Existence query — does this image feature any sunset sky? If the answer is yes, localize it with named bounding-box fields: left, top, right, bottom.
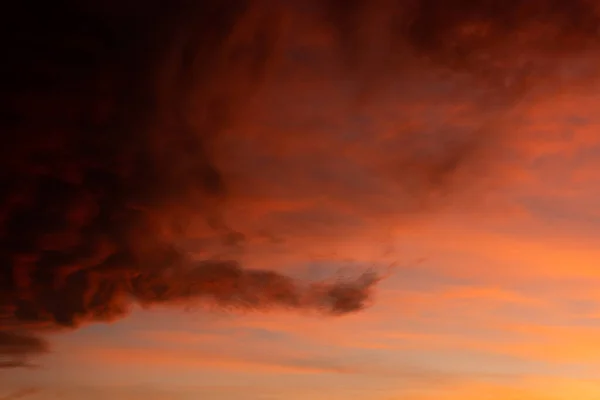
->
left=4, top=1, right=600, bottom=399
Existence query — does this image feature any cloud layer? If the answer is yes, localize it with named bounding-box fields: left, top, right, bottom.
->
left=2, top=0, right=600, bottom=368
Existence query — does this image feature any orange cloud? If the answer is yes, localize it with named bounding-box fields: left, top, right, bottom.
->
left=79, top=346, right=359, bottom=375
left=8, top=10, right=600, bottom=400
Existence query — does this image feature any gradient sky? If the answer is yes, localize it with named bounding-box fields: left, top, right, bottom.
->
left=5, top=1, right=600, bottom=399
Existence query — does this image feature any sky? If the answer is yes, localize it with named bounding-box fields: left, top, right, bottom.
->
left=4, top=0, right=600, bottom=399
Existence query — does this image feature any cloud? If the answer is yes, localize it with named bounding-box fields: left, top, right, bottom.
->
left=75, top=345, right=361, bottom=375
left=3, top=0, right=600, bottom=368
left=325, top=0, right=600, bottom=93
left=0, top=0, right=380, bottom=366
left=0, top=332, right=48, bottom=369
left=0, top=389, right=39, bottom=400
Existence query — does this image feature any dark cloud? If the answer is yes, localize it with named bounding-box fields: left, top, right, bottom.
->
left=0, top=0, right=377, bottom=367
left=325, top=0, right=600, bottom=95
left=0, top=332, right=48, bottom=369
left=2, top=0, right=600, bottom=368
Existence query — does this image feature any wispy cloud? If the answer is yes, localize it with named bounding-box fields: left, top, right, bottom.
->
left=0, top=389, right=39, bottom=400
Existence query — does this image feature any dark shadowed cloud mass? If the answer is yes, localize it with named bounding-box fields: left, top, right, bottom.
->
left=1, top=0, right=600, bottom=368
